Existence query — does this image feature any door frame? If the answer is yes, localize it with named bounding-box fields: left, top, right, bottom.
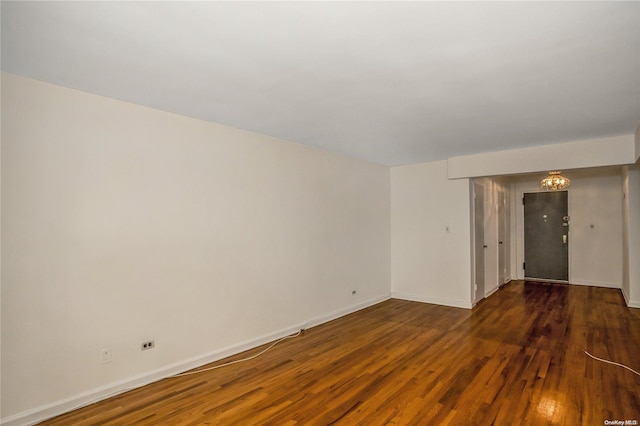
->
left=472, top=181, right=486, bottom=304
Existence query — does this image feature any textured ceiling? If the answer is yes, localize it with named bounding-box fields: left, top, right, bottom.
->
left=2, top=1, right=639, bottom=165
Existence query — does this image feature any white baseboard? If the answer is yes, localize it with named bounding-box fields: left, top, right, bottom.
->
left=621, top=286, right=630, bottom=305
left=569, top=279, right=621, bottom=289
left=1, top=294, right=390, bottom=426
left=391, top=292, right=472, bottom=309
left=621, top=286, right=640, bottom=308
left=524, top=277, right=569, bottom=284
left=302, top=294, right=391, bottom=330
left=485, top=285, right=500, bottom=297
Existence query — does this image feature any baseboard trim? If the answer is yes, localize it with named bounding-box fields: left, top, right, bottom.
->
left=302, top=294, right=391, bottom=330
left=621, top=286, right=630, bottom=305
left=568, top=279, right=621, bottom=289
left=391, top=292, right=472, bottom=309
left=621, top=287, right=640, bottom=308
left=485, top=285, right=500, bottom=297
left=1, top=294, right=391, bottom=426
left=524, top=277, right=569, bottom=284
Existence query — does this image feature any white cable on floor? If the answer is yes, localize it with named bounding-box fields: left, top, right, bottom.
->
left=584, top=351, right=640, bottom=376
left=37, top=330, right=304, bottom=422
left=173, top=329, right=303, bottom=377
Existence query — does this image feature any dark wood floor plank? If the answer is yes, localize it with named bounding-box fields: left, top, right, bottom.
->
left=39, top=281, right=640, bottom=425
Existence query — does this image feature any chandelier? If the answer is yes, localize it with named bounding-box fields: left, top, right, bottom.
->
left=540, top=171, right=570, bottom=191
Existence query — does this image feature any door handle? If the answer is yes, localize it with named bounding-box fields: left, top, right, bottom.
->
left=563, top=235, right=567, bottom=244
left=483, top=245, right=488, bottom=248
left=499, top=241, right=503, bottom=245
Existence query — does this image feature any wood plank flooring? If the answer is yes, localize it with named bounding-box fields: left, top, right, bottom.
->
left=42, top=281, right=640, bottom=425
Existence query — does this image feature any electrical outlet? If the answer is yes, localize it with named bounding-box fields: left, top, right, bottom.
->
left=101, top=348, right=112, bottom=364
left=141, top=340, right=155, bottom=351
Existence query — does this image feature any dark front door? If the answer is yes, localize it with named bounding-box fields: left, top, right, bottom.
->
left=524, top=191, right=569, bottom=281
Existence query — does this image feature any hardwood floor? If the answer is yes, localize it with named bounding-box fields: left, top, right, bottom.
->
left=42, top=281, right=640, bottom=425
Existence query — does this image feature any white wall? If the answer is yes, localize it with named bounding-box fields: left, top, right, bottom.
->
left=448, top=134, right=636, bottom=179
left=513, top=168, right=623, bottom=288
left=622, top=164, right=640, bottom=307
left=635, top=124, right=640, bottom=161
left=390, top=161, right=472, bottom=309
left=0, top=70, right=4, bottom=422
left=2, top=71, right=636, bottom=425
left=1, top=73, right=391, bottom=423
left=622, top=167, right=631, bottom=301
left=630, top=130, right=640, bottom=303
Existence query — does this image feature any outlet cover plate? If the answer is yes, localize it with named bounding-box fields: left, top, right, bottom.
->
left=101, top=348, right=112, bottom=364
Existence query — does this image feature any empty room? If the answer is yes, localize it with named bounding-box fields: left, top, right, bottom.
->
left=2, top=1, right=640, bottom=425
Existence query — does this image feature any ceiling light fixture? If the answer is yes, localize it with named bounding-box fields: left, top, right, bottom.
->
left=541, top=171, right=570, bottom=191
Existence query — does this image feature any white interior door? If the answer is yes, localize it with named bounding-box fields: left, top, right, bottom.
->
left=474, top=182, right=485, bottom=303
left=498, top=190, right=507, bottom=285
